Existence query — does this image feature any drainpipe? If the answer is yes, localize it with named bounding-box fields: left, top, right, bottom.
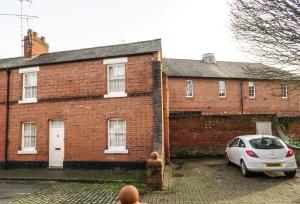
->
left=240, top=80, right=244, bottom=115
left=4, top=70, right=11, bottom=169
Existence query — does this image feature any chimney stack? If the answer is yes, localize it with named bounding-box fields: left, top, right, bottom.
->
left=202, top=53, right=216, bottom=64
left=24, top=29, right=49, bottom=58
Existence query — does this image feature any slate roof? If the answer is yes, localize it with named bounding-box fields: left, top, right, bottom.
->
left=0, top=39, right=161, bottom=69
left=163, top=58, right=294, bottom=80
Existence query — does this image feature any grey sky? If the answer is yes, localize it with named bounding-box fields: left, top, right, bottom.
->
left=0, top=0, right=251, bottom=62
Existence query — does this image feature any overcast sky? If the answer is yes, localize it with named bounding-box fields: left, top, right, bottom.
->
left=0, top=0, right=252, bottom=62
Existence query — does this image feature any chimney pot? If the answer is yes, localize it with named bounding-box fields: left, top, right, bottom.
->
left=202, top=53, right=216, bottom=64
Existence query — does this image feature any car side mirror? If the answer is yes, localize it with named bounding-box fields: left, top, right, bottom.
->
left=226, top=144, right=230, bottom=148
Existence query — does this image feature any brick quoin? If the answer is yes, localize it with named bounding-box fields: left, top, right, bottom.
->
left=0, top=71, right=7, bottom=166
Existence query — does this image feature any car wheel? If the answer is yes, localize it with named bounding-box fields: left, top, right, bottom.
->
left=241, top=160, right=250, bottom=177
left=284, top=171, right=296, bottom=178
left=225, top=154, right=231, bottom=166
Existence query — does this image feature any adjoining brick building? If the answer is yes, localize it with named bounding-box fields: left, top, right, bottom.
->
left=0, top=30, right=165, bottom=169
left=163, top=54, right=300, bottom=158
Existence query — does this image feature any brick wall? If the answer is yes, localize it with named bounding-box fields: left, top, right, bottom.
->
left=0, top=54, right=162, bottom=166
left=169, top=77, right=300, bottom=116
left=279, top=117, right=300, bottom=140
left=170, top=114, right=277, bottom=157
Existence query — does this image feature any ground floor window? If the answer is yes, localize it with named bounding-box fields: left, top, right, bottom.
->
left=108, top=119, right=126, bottom=150
left=22, top=122, right=36, bottom=151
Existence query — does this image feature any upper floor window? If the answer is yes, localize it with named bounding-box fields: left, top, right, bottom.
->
left=248, top=82, right=256, bottom=98
left=104, top=118, right=128, bottom=154
left=281, top=84, right=288, bottom=98
left=108, top=64, right=125, bottom=93
left=19, top=67, right=39, bottom=104
left=103, top=57, right=128, bottom=98
left=23, top=72, right=37, bottom=99
left=185, top=80, right=193, bottom=97
left=219, top=81, right=226, bottom=97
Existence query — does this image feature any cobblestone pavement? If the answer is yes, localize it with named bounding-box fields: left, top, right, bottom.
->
left=1, top=159, right=299, bottom=204
left=142, top=158, right=300, bottom=204
left=0, top=181, right=145, bottom=204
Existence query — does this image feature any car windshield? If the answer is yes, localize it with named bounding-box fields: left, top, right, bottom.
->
left=249, top=137, right=285, bottom=149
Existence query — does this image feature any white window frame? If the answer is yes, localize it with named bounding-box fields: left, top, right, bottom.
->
left=218, top=80, right=226, bottom=98
left=185, top=80, right=193, bottom=97
left=104, top=63, right=127, bottom=98
left=19, top=67, right=39, bottom=104
left=18, top=122, right=37, bottom=154
left=104, top=119, right=128, bottom=154
left=248, top=81, right=256, bottom=98
left=281, top=84, right=288, bottom=99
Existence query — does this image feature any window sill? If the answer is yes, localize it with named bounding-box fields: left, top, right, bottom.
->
left=17, top=150, right=37, bottom=155
left=185, top=96, right=193, bottom=99
left=18, top=98, right=38, bottom=104
left=104, top=149, right=128, bottom=154
left=219, top=97, right=227, bottom=100
left=104, top=92, right=127, bottom=98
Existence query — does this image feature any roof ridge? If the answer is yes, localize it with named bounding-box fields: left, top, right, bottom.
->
left=163, top=57, right=263, bottom=65
left=0, top=38, right=162, bottom=61
left=0, top=56, right=23, bottom=61
left=37, top=38, right=162, bottom=57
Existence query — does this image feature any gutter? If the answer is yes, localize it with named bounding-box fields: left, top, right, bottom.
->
left=4, top=70, right=11, bottom=169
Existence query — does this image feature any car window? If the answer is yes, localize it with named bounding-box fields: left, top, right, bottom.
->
left=230, top=138, right=240, bottom=147
left=238, top=139, right=246, bottom=148
left=249, top=137, right=285, bottom=149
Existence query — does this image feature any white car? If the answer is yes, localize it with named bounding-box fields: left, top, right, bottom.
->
left=225, top=135, right=298, bottom=177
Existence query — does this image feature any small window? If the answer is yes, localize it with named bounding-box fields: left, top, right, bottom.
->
left=281, top=84, right=288, bottom=98
left=185, top=80, right=193, bottom=97
left=108, top=64, right=125, bottom=93
left=238, top=139, right=246, bottom=148
left=21, top=122, right=36, bottom=151
left=219, top=81, right=226, bottom=97
left=248, top=82, right=255, bottom=98
left=108, top=119, right=126, bottom=150
left=23, top=72, right=37, bottom=100
left=230, top=138, right=240, bottom=147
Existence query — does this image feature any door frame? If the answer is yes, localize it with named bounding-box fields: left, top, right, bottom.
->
left=48, top=119, right=65, bottom=168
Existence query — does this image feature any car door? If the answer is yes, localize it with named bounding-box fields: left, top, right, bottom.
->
left=237, top=139, right=246, bottom=165
left=227, top=138, right=240, bottom=165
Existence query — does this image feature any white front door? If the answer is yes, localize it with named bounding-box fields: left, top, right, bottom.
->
left=256, top=121, right=272, bottom=135
left=49, top=120, right=64, bottom=168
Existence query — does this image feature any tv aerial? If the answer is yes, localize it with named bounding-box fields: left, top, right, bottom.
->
left=0, top=0, right=39, bottom=55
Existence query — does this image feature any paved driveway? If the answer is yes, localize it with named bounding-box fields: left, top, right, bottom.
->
left=142, top=158, right=300, bottom=204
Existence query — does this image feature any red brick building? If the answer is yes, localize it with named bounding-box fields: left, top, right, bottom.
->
left=163, top=55, right=300, bottom=158
left=0, top=30, right=164, bottom=168
left=1, top=31, right=299, bottom=168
